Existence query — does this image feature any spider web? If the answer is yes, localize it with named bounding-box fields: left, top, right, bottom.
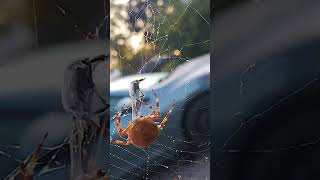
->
left=110, top=0, right=210, bottom=179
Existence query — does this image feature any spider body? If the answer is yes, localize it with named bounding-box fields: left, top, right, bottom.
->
left=128, top=116, right=160, bottom=148
left=112, top=90, right=175, bottom=148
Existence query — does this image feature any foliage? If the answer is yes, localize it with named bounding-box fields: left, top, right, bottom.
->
left=110, top=0, right=210, bottom=75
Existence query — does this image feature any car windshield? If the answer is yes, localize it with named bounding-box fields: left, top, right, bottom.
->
left=154, top=54, right=210, bottom=87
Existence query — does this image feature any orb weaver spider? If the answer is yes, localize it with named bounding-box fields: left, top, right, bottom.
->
left=111, top=90, right=175, bottom=148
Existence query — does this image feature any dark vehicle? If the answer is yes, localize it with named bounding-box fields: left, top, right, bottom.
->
left=213, top=0, right=320, bottom=179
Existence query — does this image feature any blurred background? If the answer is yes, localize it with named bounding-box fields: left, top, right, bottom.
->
left=213, top=0, right=320, bottom=179
left=0, top=0, right=108, bottom=178
left=0, top=0, right=108, bottom=61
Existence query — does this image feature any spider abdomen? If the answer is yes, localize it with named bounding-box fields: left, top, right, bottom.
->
left=129, top=119, right=159, bottom=148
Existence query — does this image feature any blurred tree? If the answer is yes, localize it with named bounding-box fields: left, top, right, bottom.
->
left=111, top=0, right=210, bottom=75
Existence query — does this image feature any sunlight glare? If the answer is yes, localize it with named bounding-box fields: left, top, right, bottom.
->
left=130, top=34, right=143, bottom=51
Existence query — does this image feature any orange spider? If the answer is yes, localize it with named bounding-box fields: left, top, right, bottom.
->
left=111, top=90, right=175, bottom=148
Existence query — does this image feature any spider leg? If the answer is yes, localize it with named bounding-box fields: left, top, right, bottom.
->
left=158, top=99, right=176, bottom=129
left=152, top=89, right=160, bottom=113
left=111, top=138, right=131, bottom=146
left=144, top=101, right=156, bottom=114
left=116, top=111, right=132, bottom=137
